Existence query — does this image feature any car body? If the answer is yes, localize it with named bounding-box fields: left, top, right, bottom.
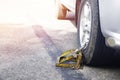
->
left=99, top=0, right=120, bottom=48
left=56, top=0, right=120, bottom=65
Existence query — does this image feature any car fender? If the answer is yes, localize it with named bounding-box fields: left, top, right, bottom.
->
left=98, top=0, right=120, bottom=39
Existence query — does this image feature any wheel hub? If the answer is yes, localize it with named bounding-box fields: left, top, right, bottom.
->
left=79, top=1, right=91, bottom=48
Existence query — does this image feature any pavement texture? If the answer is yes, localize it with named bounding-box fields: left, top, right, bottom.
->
left=0, top=0, right=120, bottom=80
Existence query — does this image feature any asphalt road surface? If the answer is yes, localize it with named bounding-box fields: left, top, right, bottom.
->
left=0, top=0, right=120, bottom=80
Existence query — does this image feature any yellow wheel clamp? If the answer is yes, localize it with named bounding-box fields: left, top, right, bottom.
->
left=56, top=49, right=84, bottom=69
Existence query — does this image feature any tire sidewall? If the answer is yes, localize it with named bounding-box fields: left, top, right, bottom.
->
left=75, top=0, right=81, bottom=26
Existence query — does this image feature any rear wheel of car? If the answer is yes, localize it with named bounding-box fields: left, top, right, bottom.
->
left=55, top=0, right=67, bottom=19
left=77, top=0, right=115, bottom=65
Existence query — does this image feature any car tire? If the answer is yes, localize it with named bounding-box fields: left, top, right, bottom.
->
left=75, top=0, right=81, bottom=26
left=77, top=0, right=115, bottom=65
left=55, top=0, right=67, bottom=19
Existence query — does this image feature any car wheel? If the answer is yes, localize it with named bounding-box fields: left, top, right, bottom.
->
left=77, top=0, right=115, bottom=65
left=55, top=0, right=67, bottom=19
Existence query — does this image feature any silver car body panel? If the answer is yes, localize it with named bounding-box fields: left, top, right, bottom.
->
left=98, top=0, right=120, bottom=48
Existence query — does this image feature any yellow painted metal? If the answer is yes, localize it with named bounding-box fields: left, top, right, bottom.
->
left=56, top=49, right=83, bottom=69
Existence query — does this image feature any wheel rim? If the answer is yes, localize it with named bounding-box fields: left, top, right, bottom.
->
left=79, top=1, right=91, bottom=49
